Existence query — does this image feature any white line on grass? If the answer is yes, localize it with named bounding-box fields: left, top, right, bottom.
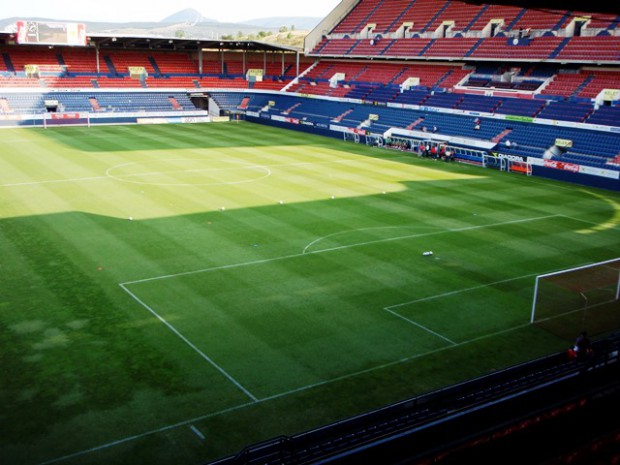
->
left=386, top=272, right=541, bottom=310
left=1, top=175, right=108, bottom=187
left=123, top=214, right=560, bottom=286
left=119, top=283, right=258, bottom=403
left=2, top=154, right=409, bottom=189
left=105, top=158, right=272, bottom=186
left=189, top=425, right=206, bottom=441
left=385, top=308, right=457, bottom=345
left=74, top=214, right=557, bottom=465
left=303, top=215, right=560, bottom=255
left=38, top=321, right=532, bottom=465
left=302, top=226, right=441, bottom=255
left=38, top=401, right=256, bottom=465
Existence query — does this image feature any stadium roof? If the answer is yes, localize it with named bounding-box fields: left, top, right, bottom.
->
left=91, top=34, right=300, bottom=53
left=0, top=31, right=300, bottom=53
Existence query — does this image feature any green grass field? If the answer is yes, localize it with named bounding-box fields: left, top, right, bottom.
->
left=1, top=122, right=619, bottom=465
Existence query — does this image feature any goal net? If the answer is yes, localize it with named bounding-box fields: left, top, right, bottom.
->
left=530, top=258, right=620, bottom=340
left=43, top=112, right=91, bottom=128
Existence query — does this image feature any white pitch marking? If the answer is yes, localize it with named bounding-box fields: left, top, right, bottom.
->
left=38, top=401, right=256, bottom=465
left=105, top=158, right=272, bottom=187
left=302, top=215, right=560, bottom=256
left=385, top=308, right=456, bottom=345
left=38, top=321, right=533, bottom=465
left=119, top=284, right=258, bottom=403
left=190, top=425, right=206, bottom=441
left=2, top=154, right=408, bottom=189
left=302, top=226, right=440, bottom=255
left=1, top=175, right=108, bottom=187
left=387, top=272, right=541, bottom=310
left=123, top=215, right=560, bottom=286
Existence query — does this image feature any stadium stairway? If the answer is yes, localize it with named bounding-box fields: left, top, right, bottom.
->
left=549, top=37, right=570, bottom=59
left=148, top=56, right=163, bottom=77
left=352, top=0, right=387, bottom=33
left=419, top=39, right=436, bottom=57
left=283, top=102, right=302, bottom=115
left=2, top=53, right=15, bottom=73
left=334, top=108, right=354, bottom=123
left=492, top=128, right=513, bottom=143
left=385, top=0, right=416, bottom=33
left=103, top=56, right=118, bottom=76
left=552, top=11, right=572, bottom=31
left=505, top=8, right=527, bottom=32
left=463, top=4, right=489, bottom=32
left=406, top=117, right=425, bottom=130
left=464, top=38, right=485, bottom=57
left=421, top=0, right=451, bottom=33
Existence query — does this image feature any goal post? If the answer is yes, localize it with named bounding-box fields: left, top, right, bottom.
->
left=530, top=258, right=620, bottom=339
left=43, top=112, right=91, bottom=129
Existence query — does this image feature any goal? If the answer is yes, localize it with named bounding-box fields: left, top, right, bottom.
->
left=530, top=258, right=620, bottom=339
left=43, top=112, right=91, bottom=128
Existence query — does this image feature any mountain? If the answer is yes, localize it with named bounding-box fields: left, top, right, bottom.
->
left=242, top=16, right=323, bottom=30
left=0, top=10, right=319, bottom=47
left=160, top=8, right=215, bottom=24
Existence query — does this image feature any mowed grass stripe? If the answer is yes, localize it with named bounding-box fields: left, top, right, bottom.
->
left=125, top=214, right=583, bottom=398
left=1, top=123, right=619, bottom=465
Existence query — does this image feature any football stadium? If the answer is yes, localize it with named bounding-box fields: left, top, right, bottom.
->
left=1, top=1, right=619, bottom=464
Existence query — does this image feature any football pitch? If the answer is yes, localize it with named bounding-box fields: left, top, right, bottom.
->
left=1, top=122, right=619, bottom=465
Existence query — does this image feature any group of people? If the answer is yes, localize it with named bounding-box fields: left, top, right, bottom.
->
left=417, top=143, right=455, bottom=161
left=568, top=331, right=593, bottom=361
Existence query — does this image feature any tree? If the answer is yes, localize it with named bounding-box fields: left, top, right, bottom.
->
left=175, top=30, right=185, bottom=38
left=279, top=26, right=288, bottom=33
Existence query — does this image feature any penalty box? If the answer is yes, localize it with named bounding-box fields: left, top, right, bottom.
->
left=122, top=251, right=454, bottom=400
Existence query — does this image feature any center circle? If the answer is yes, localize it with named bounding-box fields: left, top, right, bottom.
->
left=105, top=158, right=271, bottom=186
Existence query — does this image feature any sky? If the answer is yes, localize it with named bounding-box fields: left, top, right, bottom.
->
left=1, top=0, right=342, bottom=23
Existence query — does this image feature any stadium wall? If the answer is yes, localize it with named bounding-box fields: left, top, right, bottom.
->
left=531, top=165, right=620, bottom=191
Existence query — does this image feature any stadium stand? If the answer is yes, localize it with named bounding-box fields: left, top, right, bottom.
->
left=0, top=3, right=619, bottom=464
left=208, top=333, right=620, bottom=465
left=0, top=0, right=618, bottom=187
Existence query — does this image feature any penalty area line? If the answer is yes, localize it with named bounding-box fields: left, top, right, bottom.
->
left=190, top=425, right=206, bottom=441
left=119, top=283, right=258, bottom=403
left=38, top=400, right=256, bottom=465
left=38, top=321, right=532, bottom=465
left=385, top=308, right=456, bottom=345
left=123, top=214, right=561, bottom=286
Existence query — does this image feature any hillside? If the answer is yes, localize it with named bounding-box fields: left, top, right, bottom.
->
left=0, top=8, right=320, bottom=45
